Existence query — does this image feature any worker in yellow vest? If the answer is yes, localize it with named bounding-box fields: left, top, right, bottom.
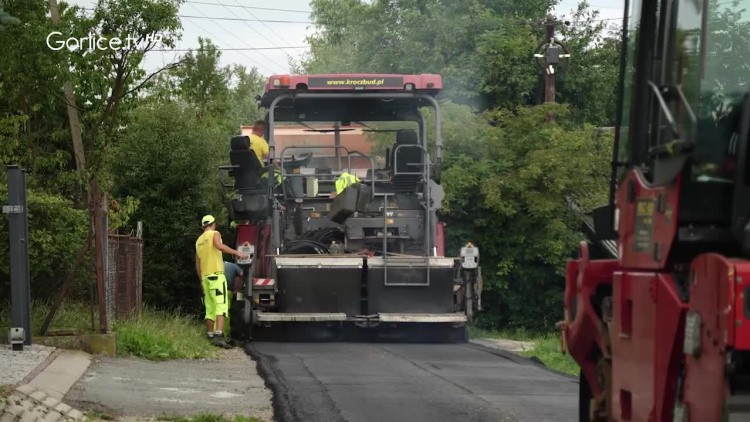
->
left=261, top=161, right=283, bottom=188
left=335, top=172, right=360, bottom=194
left=195, top=215, right=249, bottom=348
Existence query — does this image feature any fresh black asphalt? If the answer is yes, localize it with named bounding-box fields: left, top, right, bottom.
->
left=247, top=342, right=578, bottom=422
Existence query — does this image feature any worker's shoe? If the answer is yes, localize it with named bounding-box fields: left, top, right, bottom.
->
left=211, top=333, right=231, bottom=349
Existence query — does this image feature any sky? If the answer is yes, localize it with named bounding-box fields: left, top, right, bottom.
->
left=554, top=0, right=625, bottom=29
left=66, top=0, right=625, bottom=76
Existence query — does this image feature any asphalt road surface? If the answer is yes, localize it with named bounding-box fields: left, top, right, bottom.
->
left=248, top=342, right=578, bottom=422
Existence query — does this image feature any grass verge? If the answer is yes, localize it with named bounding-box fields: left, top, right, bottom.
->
left=114, top=308, right=220, bottom=361
left=156, top=413, right=260, bottom=422
left=470, top=326, right=579, bottom=376
left=0, top=301, right=98, bottom=336
left=0, top=301, right=220, bottom=361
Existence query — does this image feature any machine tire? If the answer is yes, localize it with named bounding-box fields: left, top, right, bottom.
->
left=579, top=371, right=594, bottom=422
left=465, top=279, right=474, bottom=324
left=229, top=298, right=253, bottom=342
left=241, top=299, right=254, bottom=341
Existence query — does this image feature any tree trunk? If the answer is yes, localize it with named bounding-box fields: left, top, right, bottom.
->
left=49, top=0, right=86, bottom=188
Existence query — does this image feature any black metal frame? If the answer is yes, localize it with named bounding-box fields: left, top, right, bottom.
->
left=262, top=91, right=443, bottom=284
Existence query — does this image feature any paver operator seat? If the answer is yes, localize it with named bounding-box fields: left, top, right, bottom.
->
left=225, top=135, right=268, bottom=222
left=229, top=135, right=264, bottom=191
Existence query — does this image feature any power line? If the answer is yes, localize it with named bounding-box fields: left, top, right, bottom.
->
left=181, top=16, right=276, bottom=74
left=79, top=8, right=310, bottom=23
left=186, top=3, right=288, bottom=71
left=183, top=1, right=311, bottom=14
left=556, top=1, right=623, bottom=10
left=227, top=0, right=298, bottom=64
left=566, top=16, right=623, bottom=26
left=149, top=46, right=308, bottom=52
left=205, top=0, right=294, bottom=70
left=74, top=5, right=292, bottom=73
left=230, top=0, right=295, bottom=48
left=177, top=14, right=311, bottom=23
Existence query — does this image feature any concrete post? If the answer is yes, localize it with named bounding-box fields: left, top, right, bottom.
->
left=4, top=165, right=32, bottom=348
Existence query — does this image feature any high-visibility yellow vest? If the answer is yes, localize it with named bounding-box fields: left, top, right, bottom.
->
left=335, top=172, right=360, bottom=194
left=261, top=168, right=283, bottom=187
left=195, top=230, right=223, bottom=277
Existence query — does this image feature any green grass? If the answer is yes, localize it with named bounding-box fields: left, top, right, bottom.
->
left=85, top=411, right=114, bottom=421
left=0, top=301, right=220, bottom=361
left=470, top=326, right=580, bottom=376
left=156, top=413, right=260, bottom=422
left=114, top=308, right=221, bottom=361
left=0, top=301, right=99, bottom=336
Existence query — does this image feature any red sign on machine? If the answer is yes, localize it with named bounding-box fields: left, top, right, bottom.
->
left=253, top=278, right=275, bottom=287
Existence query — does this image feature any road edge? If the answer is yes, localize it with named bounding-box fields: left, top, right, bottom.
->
left=243, top=342, right=298, bottom=422
left=19, top=348, right=63, bottom=386
left=465, top=341, right=579, bottom=381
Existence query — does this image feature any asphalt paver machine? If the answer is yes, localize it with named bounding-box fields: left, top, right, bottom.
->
left=560, top=0, right=750, bottom=420
left=220, top=74, right=481, bottom=341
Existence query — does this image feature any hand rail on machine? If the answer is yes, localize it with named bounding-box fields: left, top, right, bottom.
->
left=384, top=144, right=433, bottom=287
left=278, top=145, right=377, bottom=202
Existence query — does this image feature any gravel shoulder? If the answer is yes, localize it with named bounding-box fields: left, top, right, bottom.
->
left=0, top=344, right=56, bottom=387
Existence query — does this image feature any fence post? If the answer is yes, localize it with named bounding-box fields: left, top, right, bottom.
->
left=92, top=180, right=109, bottom=333
left=4, top=166, right=32, bottom=349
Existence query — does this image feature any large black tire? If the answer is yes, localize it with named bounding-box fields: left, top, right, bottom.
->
left=465, top=280, right=474, bottom=324
left=579, top=371, right=593, bottom=422
left=229, top=298, right=253, bottom=342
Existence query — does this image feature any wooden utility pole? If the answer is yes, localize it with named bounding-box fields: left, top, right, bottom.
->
left=544, top=13, right=556, bottom=104
left=91, top=180, right=109, bottom=333
left=49, top=0, right=86, bottom=185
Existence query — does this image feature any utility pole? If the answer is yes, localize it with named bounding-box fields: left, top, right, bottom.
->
left=4, top=166, right=32, bottom=350
left=49, top=0, right=86, bottom=188
left=544, top=13, right=556, bottom=104
left=533, top=14, right=571, bottom=120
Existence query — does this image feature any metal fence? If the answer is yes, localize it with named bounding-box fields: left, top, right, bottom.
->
left=106, top=234, right=143, bottom=325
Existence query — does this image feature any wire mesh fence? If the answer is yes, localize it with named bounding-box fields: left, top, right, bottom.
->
left=105, top=234, right=143, bottom=326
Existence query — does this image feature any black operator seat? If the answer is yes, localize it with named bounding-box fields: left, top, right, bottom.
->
left=391, top=129, right=423, bottom=193
left=229, top=135, right=263, bottom=191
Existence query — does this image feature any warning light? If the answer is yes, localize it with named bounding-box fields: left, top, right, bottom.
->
left=273, top=75, right=291, bottom=88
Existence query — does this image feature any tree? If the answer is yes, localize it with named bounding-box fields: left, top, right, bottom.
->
left=0, top=0, right=77, bottom=195
left=227, top=65, right=266, bottom=130
left=0, top=0, right=185, bottom=197
left=109, top=101, right=228, bottom=310
left=555, top=2, right=621, bottom=126
left=306, top=0, right=620, bottom=116
left=175, top=37, right=232, bottom=116
left=306, top=0, right=554, bottom=106
left=0, top=186, right=89, bottom=301
left=0, top=0, right=19, bottom=28
left=65, top=0, right=184, bottom=175
left=441, top=103, right=611, bottom=329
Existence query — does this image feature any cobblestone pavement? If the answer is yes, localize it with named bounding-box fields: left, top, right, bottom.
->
left=0, top=345, right=55, bottom=387
left=1, top=385, right=86, bottom=422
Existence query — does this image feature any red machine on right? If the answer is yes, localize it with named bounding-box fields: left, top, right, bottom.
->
left=560, top=0, right=750, bottom=420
